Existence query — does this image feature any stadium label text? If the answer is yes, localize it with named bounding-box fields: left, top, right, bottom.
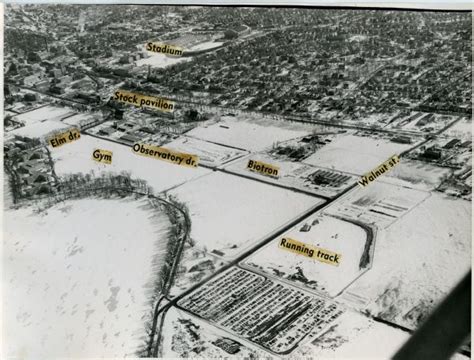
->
left=146, top=42, right=184, bottom=57
left=114, top=90, right=175, bottom=113
left=247, top=159, right=279, bottom=178
left=92, top=149, right=113, bottom=164
left=132, top=143, right=198, bottom=168
left=48, top=128, right=81, bottom=148
left=279, top=237, right=341, bottom=266
left=358, top=155, right=400, bottom=187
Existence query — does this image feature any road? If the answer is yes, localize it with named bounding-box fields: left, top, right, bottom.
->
left=10, top=60, right=466, bottom=357
left=143, top=116, right=450, bottom=356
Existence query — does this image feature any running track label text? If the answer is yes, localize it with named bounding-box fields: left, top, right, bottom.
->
left=279, top=237, right=341, bottom=266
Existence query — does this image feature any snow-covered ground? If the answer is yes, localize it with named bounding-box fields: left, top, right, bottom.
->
left=336, top=192, right=471, bottom=330
left=324, top=181, right=430, bottom=230
left=442, top=117, right=472, bottom=140
left=3, top=197, right=171, bottom=358
left=50, top=134, right=211, bottom=193
left=385, top=159, right=452, bottom=191
left=161, top=306, right=272, bottom=359
left=13, top=105, right=76, bottom=125
left=188, top=41, right=223, bottom=51
left=135, top=55, right=191, bottom=68
left=303, top=134, right=412, bottom=175
left=168, top=171, right=323, bottom=260
left=225, top=153, right=356, bottom=198
left=300, top=310, right=410, bottom=359
left=243, top=214, right=368, bottom=297
left=62, top=113, right=97, bottom=127
left=10, top=119, right=71, bottom=140
left=187, top=115, right=317, bottom=152
left=164, top=136, right=248, bottom=167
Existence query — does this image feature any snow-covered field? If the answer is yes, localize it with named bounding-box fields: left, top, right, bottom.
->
left=168, top=171, right=323, bottom=260
left=187, top=115, right=317, bottom=152
left=62, top=113, right=97, bottom=127
left=10, top=119, right=71, bottom=140
left=300, top=310, right=410, bottom=359
left=303, top=134, right=412, bottom=175
left=3, top=197, right=171, bottom=358
left=164, top=136, right=248, bottom=167
left=50, top=134, right=211, bottom=193
left=325, top=181, right=430, bottom=229
left=243, top=214, right=368, bottom=297
left=225, top=153, right=356, bottom=197
left=442, top=117, right=472, bottom=140
left=161, top=306, right=271, bottom=359
left=386, top=159, right=452, bottom=191
left=135, top=55, right=191, bottom=68
left=13, top=105, right=76, bottom=125
left=338, top=192, right=471, bottom=330
left=188, top=41, right=223, bottom=51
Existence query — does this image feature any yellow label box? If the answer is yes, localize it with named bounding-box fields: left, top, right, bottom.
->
left=279, top=237, right=341, bottom=266
left=132, top=143, right=198, bottom=168
left=48, top=128, right=81, bottom=148
left=113, top=90, right=175, bottom=113
left=247, top=159, right=280, bottom=178
left=358, top=154, right=400, bottom=187
left=92, top=149, right=113, bottom=164
left=145, top=42, right=184, bottom=57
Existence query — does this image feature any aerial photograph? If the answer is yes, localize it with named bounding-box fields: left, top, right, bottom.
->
left=2, top=3, right=472, bottom=359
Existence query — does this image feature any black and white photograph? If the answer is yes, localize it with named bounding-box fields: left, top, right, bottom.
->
left=2, top=2, right=472, bottom=359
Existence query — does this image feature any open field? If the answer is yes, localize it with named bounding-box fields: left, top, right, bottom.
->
left=136, top=55, right=191, bottom=68
left=161, top=306, right=271, bottom=359
left=3, top=197, right=171, bottom=358
left=186, top=115, right=320, bottom=152
left=225, top=153, right=356, bottom=198
left=442, top=117, right=472, bottom=140
left=303, top=134, right=413, bottom=175
left=10, top=119, right=72, bottom=140
left=386, top=159, right=453, bottom=191
left=338, top=192, right=471, bottom=330
left=168, top=171, right=323, bottom=260
left=324, top=181, right=430, bottom=229
left=243, top=214, right=369, bottom=297
left=62, top=113, right=98, bottom=127
left=12, top=105, right=76, bottom=125
left=300, top=310, right=409, bottom=358
left=188, top=41, right=224, bottom=51
left=164, top=136, right=248, bottom=167
left=50, top=134, right=211, bottom=193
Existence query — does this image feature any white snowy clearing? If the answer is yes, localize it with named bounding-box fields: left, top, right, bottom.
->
left=13, top=105, right=76, bottom=125
left=10, top=119, right=71, bottom=140
left=3, top=197, right=171, bottom=358
left=186, top=115, right=317, bottom=152
left=135, top=54, right=191, bottom=68
left=303, top=134, right=412, bottom=175
left=244, top=214, right=368, bottom=297
left=169, top=171, right=323, bottom=260
left=164, top=136, right=248, bottom=167
left=50, top=134, right=211, bottom=193
left=188, top=41, right=223, bottom=51
left=339, top=192, right=471, bottom=330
